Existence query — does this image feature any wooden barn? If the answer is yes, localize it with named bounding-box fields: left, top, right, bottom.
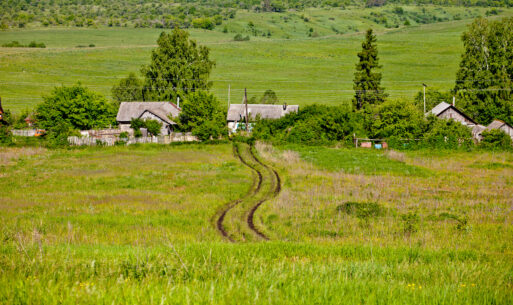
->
left=227, top=103, right=299, bottom=132
left=116, top=102, right=181, bottom=135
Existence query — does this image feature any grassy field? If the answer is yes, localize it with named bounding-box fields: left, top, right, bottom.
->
left=1, top=143, right=512, bottom=304
left=1, top=6, right=513, bottom=113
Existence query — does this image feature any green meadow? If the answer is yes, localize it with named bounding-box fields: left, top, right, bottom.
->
left=1, top=143, right=512, bottom=304
left=2, top=6, right=513, bottom=113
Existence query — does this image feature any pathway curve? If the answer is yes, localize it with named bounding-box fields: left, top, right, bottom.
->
left=215, top=143, right=281, bottom=242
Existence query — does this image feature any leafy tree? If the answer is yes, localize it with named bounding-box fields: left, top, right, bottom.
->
left=480, top=129, right=512, bottom=150
left=145, top=119, right=162, bottom=136
left=141, top=29, right=215, bottom=102
left=370, top=99, right=424, bottom=139
left=260, top=89, right=279, bottom=104
left=353, top=29, right=387, bottom=111
left=178, top=91, right=226, bottom=141
left=454, top=17, right=513, bottom=126
left=413, top=88, right=452, bottom=113
left=111, top=72, right=143, bottom=103
left=35, top=84, right=117, bottom=131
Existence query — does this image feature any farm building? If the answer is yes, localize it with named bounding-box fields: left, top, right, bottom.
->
left=227, top=103, right=299, bottom=132
left=116, top=102, right=181, bottom=135
left=427, top=101, right=486, bottom=139
left=481, top=119, right=513, bottom=141
left=427, top=102, right=477, bottom=126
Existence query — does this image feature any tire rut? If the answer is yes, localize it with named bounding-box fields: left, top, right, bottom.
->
left=215, top=143, right=281, bottom=242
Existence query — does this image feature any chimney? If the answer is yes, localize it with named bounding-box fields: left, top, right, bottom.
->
left=283, top=103, right=287, bottom=110
left=176, top=96, right=180, bottom=109
left=452, top=96, right=455, bottom=107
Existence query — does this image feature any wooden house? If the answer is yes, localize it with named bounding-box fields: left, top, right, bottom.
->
left=116, top=102, right=181, bottom=135
left=227, top=103, right=299, bottom=132
left=427, top=102, right=477, bottom=126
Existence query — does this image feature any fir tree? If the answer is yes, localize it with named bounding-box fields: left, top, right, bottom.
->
left=353, top=29, right=387, bottom=111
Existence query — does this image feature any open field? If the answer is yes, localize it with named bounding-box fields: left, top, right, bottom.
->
left=1, top=143, right=512, bottom=304
left=1, top=6, right=513, bottom=113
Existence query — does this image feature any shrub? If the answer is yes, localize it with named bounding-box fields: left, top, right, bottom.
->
left=234, top=34, right=250, bottom=41
left=422, top=116, right=473, bottom=149
left=145, top=119, right=162, bottom=136
left=401, top=212, right=420, bottom=236
left=178, top=91, right=227, bottom=141
left=192, top=18, right=215, bottom=30
left=480, top=129, right=513, bottom=150
left=336, top=201, right=385, bottom=219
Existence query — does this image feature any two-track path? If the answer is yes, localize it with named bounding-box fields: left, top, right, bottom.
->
left=215, top=143, right=281, bottom=242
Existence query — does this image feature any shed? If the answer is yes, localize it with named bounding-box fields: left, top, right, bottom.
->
left=227, top=103, right=299, bottom=132
left=483, top=119, right=513, bottom=141
left=116, top=102, right=181, bottom=135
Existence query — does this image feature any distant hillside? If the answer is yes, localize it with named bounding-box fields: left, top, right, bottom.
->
left=0, top=0, right=511, bottom=29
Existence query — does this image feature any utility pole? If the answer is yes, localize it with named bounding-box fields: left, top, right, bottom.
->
left=244, top=88, right=249, bottom=132
left=422, top=83, right=427, bottom=113
left=228, top=84, right=231, bottom=108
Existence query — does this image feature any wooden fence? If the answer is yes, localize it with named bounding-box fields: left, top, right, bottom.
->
left=11, top=129, right=37, bottom=137
left=68, top=132, right=198, bottom=146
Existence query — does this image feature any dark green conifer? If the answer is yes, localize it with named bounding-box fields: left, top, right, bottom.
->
left=353, top=29, right=387, bottom=110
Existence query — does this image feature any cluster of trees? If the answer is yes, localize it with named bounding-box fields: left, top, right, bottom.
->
left=0, top=28, right=226, bottom=145
left=112, top=28, right=226, bottom=140
left=253, top=25, right=512, bottom=150
left=0, top=0, right=235, bottom=29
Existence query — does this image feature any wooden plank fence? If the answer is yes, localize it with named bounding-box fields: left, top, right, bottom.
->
left=11, top=129, right=37, bottom=137
left=68, top=132, right=198, bottom=146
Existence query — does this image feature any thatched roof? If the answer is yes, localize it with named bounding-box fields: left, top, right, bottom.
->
left=486, top=119, right=513, bottom=131
left=116, top=102, right=180, bottom=124
left=427, top=102, right=477, bottom=125
left=227, top=104, right=299, bottom=122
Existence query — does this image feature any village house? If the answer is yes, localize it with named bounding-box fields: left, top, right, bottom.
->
left=116, top=102, right=181, bottom=136
left=227, top=103, right=299, bottom=132
left=427, top=101, right=486, bottom=139
left=427, top=101, right=477, bottom=126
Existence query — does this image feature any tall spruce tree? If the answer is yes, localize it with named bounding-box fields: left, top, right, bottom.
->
left=353, top=29, right=386, bottom=111
left=454, top=17, right=513, bottom=125
left=141, top=28, right=215, bottom=102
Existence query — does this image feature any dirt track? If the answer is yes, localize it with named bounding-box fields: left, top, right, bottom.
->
left=215, top=143, right=281, bottom=242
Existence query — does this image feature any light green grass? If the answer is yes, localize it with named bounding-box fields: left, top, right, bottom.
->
left=1, top=6, right=512, bottom=113
left=282, top=144, right=432, bottom=176
left=1, top=144, right=513, bottom=303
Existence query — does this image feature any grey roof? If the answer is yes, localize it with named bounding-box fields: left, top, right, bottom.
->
left=486, top=119, right=513, bottom=131
left=227, top=104, right=299, bottom=121
left=428, top=102, right=451, bottom=116
left=116, top=102, right=180, bottom=124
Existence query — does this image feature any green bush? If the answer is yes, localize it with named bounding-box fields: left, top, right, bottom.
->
left=337, top=201, right=385, bottom=220
left=192, top=18, right=215, bottom=30
left=145, top=119, right=162, bottom=136
left=253, top=104, right=363, bottom=145
left=179, top=91, right=227, bottom=141
left=480, top=129, right=513, bottom=150
left=36, top=84, right=117, bottom=131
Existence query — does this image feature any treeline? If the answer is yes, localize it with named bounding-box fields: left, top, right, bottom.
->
left=252, top=19, right=513, bottom=150
left=1, top=0, right=512, bottom=29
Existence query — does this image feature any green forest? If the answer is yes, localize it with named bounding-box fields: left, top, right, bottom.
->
left=1, top=0, right=511, bottom=29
